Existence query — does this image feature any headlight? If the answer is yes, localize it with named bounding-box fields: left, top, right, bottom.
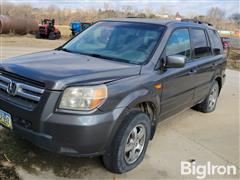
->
left=59, top=85, right=108, bottom=111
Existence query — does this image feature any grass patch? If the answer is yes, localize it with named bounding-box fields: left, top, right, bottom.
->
left=0, top=163, right=19, bottom=180
left=227, top=50, right=240, bottom=71
left=0, top=129, right=103, bottom=179
left=0, top=130, right=20, bottom=180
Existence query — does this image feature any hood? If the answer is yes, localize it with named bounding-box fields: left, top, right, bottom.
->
left=1, top=50, right=141, bottom=90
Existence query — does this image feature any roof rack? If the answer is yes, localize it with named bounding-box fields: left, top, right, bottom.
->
left=181, top=19, right=213, bottom=26
left=126, top=16, right=144, bottom=18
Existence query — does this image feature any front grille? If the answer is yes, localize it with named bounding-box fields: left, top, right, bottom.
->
left=0, top=73, right=44, bottom=107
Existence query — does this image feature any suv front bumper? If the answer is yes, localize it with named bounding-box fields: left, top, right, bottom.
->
left=0, top=90, right=122, bottom=156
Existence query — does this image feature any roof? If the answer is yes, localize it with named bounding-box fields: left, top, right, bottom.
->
left=103, top=18, right=175, bottom=25
left=102, top=18, right=215, bottom=30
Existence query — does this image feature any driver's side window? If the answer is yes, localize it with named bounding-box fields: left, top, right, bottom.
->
left=166, top=29, right=191, bottom=60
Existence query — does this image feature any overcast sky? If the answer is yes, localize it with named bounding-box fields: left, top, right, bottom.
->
left=3, top=0, right=240, bottom=16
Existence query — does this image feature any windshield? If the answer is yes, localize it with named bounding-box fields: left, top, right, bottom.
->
left=62, top=21, right=165, bottom=64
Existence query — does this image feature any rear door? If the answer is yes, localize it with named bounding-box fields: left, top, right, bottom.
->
left=190, top=28, right=223, bottom=103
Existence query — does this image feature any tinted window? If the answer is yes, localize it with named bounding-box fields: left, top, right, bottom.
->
left=208, top=30, right=223, bottom=55
left=166, top=29, right=191, bottom=60
left=191, top=29, right=211, bottom=59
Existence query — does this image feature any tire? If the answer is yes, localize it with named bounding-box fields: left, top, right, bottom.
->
left=56, top=32, right=61, bottom=39
left=35, top=32, right=41, bottom=39
left=48, top=32, right=56, bottom=40
left=194, top=80, right=220, bottom=113
left=102, top=110, right=151, bottom=173
left=71, top=31, right=75, bottom=37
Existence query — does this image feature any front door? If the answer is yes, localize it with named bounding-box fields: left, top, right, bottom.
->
left=159, top=28, right=196, bottom=119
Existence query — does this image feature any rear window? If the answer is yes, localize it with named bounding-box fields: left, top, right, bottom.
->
left=208, top=30, right=223, bottom=55
left=191, top=29, right=211, bottom=59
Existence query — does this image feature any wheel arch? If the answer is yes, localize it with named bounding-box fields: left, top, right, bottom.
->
left=111, top=98, right=159, bottom=146
left=104, top=89, right=161, bottom=151
left=214, top=76, right=222, bottom=94
left=134, top=101, right=157, bottom=140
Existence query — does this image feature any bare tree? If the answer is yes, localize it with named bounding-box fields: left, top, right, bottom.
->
left=207, top=7, right=225, bottom=20
left=230, top=13, right=240, bottom=25
left=0, top=2, right=238, bottom=31
left=1, top=2, right=15, bottom=16
left=206, top=7, right=226, bottom=29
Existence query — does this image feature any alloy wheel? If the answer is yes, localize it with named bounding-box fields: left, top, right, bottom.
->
left=124, top=124, right=146, bottom=164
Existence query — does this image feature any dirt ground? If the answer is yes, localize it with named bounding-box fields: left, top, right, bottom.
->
left=0, top=35, right=66, bottom=60
left=0, top=35, right=239, bottom=180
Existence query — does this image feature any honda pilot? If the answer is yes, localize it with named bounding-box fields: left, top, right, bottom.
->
left=0, top=18, right=226, bottom=173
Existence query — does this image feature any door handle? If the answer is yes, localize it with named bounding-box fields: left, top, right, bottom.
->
left=211, top=62, right=217, bottom=69
left=188, top=68, right=197, bottom=75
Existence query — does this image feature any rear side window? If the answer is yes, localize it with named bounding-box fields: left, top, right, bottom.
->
left=191, top=29, right=211, bottom=59
left=166, top=29, right=191, bottom=60
left=208, top=30, right=223, bottom=55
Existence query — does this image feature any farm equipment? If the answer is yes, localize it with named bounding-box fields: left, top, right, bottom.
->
left=35, top=18, right=61, bottom=40
left=69, top=22, right=91, bottom=36
left=221, top=37, right=231, bottom=57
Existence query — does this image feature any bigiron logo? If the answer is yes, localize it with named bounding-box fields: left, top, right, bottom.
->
left=181, top=161, right=237, bottom=179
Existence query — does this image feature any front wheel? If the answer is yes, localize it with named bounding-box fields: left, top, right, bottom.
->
left=35, top=32, right=41, bottom=39
left=102, top=110, right=151, bottom=173
left=48, top=32, right=56, bottom=40
left=194, top=80, right=220, bottom=113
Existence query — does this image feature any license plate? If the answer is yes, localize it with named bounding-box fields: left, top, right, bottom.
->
left=0, top=109, right=13, bottom=129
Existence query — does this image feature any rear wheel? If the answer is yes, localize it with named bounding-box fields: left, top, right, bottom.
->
left=102, top=110, right=151, bottom=173
left=56, top=31, right=61, bottom=39
left=194, top=80, right=220, bottom=113
left=71, top=31, right=75, bottom=37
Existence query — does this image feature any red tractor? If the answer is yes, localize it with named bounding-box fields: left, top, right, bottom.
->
left=35, top=18, right=61, bottom=40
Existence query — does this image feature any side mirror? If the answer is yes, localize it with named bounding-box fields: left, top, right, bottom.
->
left=166, top=55, right=186, bottom=68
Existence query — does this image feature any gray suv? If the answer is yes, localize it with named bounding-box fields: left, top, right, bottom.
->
left=0, top=18, right=226, bottom=173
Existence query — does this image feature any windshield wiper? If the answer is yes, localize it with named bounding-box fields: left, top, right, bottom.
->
left=57, top=49, right=138, bottom=64
left=84, top=53, right=133, bottom=64
left=59, top=48, right=73, bottom=53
